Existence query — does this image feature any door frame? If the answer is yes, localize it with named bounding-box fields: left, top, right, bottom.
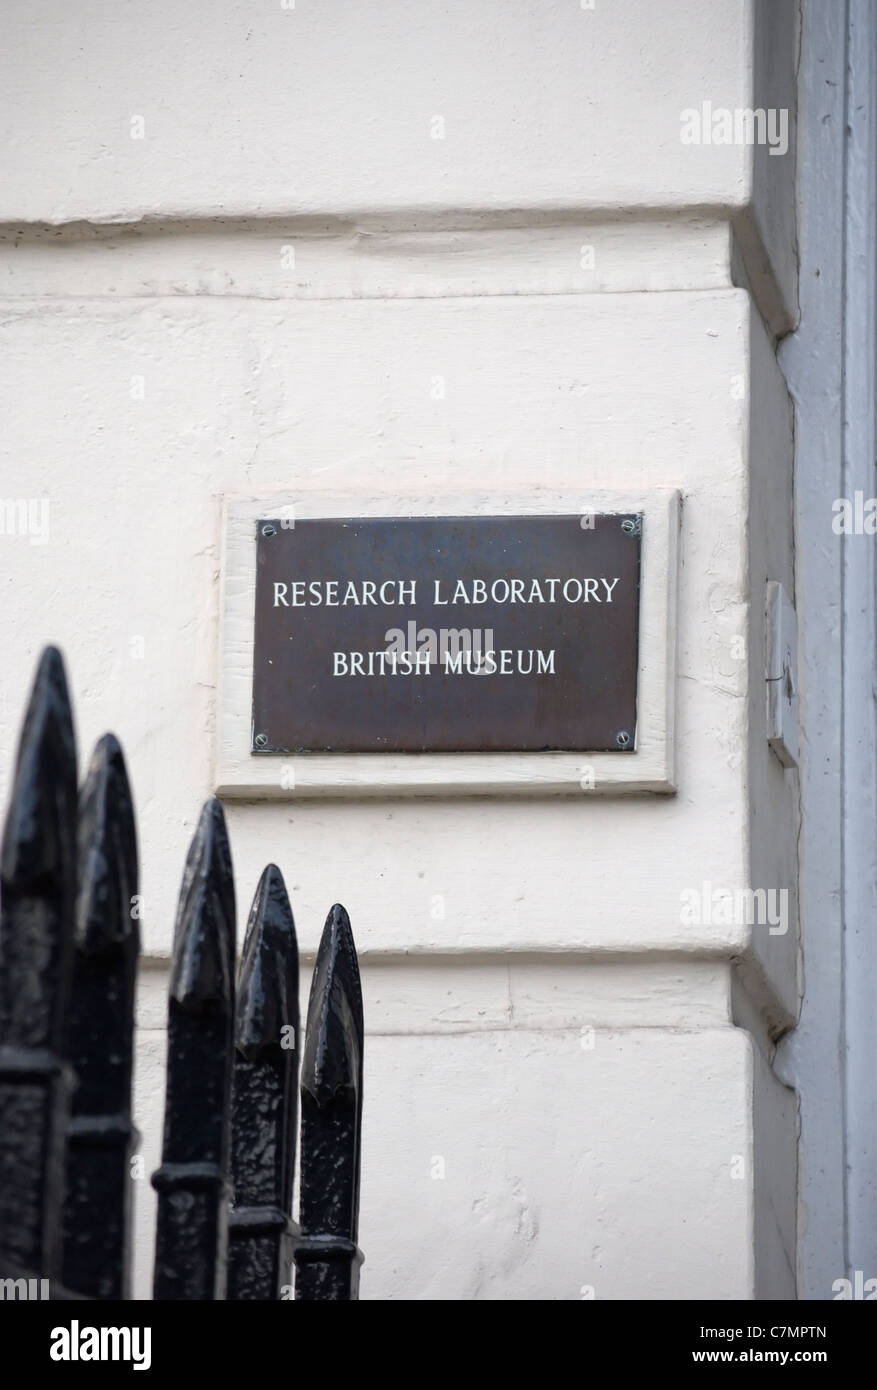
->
left=778, top=0, right=877, bottom=1300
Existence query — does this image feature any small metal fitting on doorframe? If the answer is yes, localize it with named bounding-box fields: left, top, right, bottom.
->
left=766, top=580, right=799, bottom=768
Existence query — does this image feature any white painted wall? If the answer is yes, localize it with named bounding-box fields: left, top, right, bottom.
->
left=0, top=2, right=801, bottom=1299
left=2, top=0, right=753, bottom=224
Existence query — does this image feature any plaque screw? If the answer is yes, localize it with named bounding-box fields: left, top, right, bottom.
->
left=615, top=730, right=631, bottom=749
left=254, top=732, right=269, bottom=749
left=261, top=523, right=277, bottom=539
left=621, top=517, right=641, bottom=538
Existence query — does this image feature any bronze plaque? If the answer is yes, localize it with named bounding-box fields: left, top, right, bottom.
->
left=252, top=514, right=641, bottom=754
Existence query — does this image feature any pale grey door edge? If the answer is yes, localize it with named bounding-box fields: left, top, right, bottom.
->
left=778, top=0, right=877, bottom=1300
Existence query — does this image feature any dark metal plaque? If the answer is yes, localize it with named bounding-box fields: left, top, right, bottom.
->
left=252, top=514, right=641, bottom=754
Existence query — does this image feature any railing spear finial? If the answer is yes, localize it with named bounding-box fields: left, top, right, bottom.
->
left=294, top=903, right=364, bottom=1300
left=0, top=646, right=78, bottom=1280
left=152, top=797, right=236, bottom=1300
left=228, top=864, right=300, bottom=1299
left=61, top=733, right=139, bottom=1298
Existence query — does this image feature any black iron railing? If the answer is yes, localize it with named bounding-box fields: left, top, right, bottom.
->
left=0, top=647, right=364, bottom=1300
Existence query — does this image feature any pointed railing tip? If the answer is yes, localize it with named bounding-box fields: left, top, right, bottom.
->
left=235, top=863, right=299, bottom=1060
left=301, top=903, right=363, bottom=1107
left=1, top=644, right=77, bottom=889
left=169, top=798, right=235, bottom=1014
left=76, top=733, right=139, bottom=954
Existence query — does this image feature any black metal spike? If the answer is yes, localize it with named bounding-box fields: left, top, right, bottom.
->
left=0, top=647, right=78, bottom=1281
left=294, top=903, right=364, bottom=1300
left=61, top=734, right=139, bottom=1299
left=228, top=864, right=299, bottom=1300
left=152, top=798, right=236, bottom=1300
